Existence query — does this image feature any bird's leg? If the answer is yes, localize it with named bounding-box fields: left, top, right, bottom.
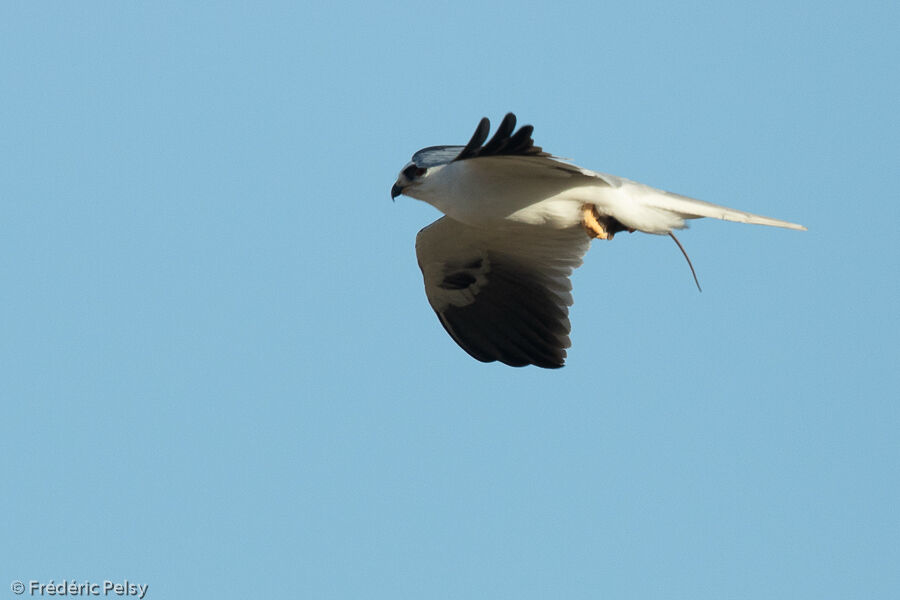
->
left=582, top=204, right=613, bottom=240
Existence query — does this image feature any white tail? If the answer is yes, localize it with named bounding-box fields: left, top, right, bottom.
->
left=642, top=188, right=807, bottom=231
left=593, top=172, right=808, bottom=232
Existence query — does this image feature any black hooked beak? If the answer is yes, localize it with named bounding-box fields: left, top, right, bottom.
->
left=390, top=183, right=404, bottom=200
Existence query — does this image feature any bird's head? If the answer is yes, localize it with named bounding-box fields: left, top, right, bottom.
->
left=390, top=162, right=429, bottom=201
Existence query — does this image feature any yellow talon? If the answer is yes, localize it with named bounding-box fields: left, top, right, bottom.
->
left=582, top=204, right=613, bottom=240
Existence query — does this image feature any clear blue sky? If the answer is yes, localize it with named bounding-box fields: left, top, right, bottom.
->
left=1, top=2, right=897, bottom=599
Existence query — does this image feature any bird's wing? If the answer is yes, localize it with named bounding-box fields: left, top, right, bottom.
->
left=415, top=216, right=590, bottom=368
left=412, top=112, right=550, bottom=168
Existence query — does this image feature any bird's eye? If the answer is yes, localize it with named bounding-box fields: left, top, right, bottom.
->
left=403, top=165, right=427, bottom=179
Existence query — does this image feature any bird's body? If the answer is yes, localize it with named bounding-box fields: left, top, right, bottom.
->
left=392, top=113, right=805, bottom=368
left=406, top=152, right=804, bottom=234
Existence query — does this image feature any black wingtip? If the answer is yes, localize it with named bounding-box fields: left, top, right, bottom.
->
left=479, top=113, right=517, bottom=156
left=456, top=117, right=490, bottom=161
left=474, top=117, right=491, bottom=142
left=451, top=112, right=547, bottom=162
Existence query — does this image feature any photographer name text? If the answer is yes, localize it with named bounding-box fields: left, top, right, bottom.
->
left=12, top=580, right=148, bottom=599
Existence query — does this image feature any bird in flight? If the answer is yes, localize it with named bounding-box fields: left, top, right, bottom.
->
left=391, top=113, right=805, bottom=368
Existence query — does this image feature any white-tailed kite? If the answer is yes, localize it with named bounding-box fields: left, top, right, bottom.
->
left=392, top=113, right=805, bottom=368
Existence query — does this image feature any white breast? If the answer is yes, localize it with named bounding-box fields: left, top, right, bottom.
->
left=415, top=158, right=588, bottom=229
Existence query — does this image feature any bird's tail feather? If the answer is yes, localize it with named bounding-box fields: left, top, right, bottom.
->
left=639, top=188, right=807, bottom=231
